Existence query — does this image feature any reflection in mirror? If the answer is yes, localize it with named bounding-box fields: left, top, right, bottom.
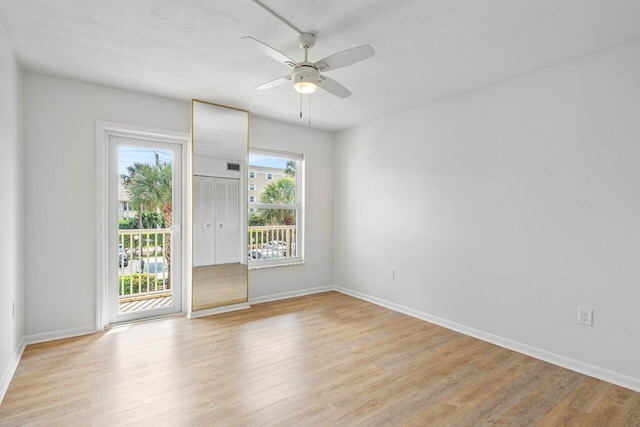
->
left=191, top=100, right=248, bottom=312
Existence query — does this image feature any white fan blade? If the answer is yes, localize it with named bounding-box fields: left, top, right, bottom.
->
left=242, top=36, right=298, bottom=67
left=314, top=45, right=375, bottom=72
left=317, top=76, right=352, bottom=98
left=255, top=75, right=291, bottom=90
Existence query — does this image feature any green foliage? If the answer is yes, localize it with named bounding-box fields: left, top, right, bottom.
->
left=118, top=274, right=167, bottom=295
left=248, top=213, right=266, bottom=226
left=257, top=177, right=296, bottom=225
left=285, top=161, right=296, bottom=177
left=119, top=218, right=137, bottom=229
left=121, top=153, right=172, bottom=228
left=139, top=211, right=164, bottom=229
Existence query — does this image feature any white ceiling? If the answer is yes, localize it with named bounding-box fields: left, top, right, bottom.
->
left=1, top=0, right=639, bottom=131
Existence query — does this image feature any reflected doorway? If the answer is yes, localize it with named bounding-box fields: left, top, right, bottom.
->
left=192, top=175, right=245, bottom=310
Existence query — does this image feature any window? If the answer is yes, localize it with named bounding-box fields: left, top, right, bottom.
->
left=249, top=171, right=255, bottom=179
left=249, top=184, right=255, bottom=191
left=248, top=149, right=303, bottom=267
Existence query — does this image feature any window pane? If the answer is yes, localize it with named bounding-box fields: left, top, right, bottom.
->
left=248, top=155, right=296, bottom=204
left=248, top=149, right=302, bottom=265
left=248, top=209, right=297, bottom=261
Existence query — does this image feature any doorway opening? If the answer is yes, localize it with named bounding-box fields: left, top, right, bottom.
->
left=96, top=122, right=188, bottom=328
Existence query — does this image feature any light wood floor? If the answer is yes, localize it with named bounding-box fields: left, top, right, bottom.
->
left=1, top=292, right=639, bottom=426
left=192, top=262, right=247, bottom=311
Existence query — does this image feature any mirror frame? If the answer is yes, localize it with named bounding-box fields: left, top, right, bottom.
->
left=190, top=99, right=250, bottom=314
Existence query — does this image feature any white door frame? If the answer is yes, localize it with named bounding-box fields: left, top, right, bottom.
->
left=96, top=121, right=191, bottom=330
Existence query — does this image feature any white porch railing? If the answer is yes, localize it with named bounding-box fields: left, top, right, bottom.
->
left=248, top=225, right=296, bottom=261
left=118, top=228, right=172, bottom=302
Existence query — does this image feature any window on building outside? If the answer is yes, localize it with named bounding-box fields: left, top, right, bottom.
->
left=249, top=171, right=255, bottom=179
left=248, top=149, right=303, bottom=267
left=249, top=184, right=255, bottom=191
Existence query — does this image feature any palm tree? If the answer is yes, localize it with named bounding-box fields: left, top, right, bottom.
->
left=122, top=153, right=173, bottom=285
left=258, top=177, right=295, bottom=225
left=284, top=160, right=296, bottom=177
left=123, top=154, right=172, bottom=227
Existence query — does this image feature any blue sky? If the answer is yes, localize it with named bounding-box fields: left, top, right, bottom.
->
left=249, top=155, right=288, bottom=169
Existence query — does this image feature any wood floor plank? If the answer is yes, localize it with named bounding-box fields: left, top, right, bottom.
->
left=1, top=291, right=638, bottom=426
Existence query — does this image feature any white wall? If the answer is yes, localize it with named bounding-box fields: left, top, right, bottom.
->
left=249, top=117, right=334, bottom=299
left=334, top=40, right=640, bottom=383
left=23, top=72, right=333, bottom=335
left=23, top=72, right=189, bottom=336
left=0, top=26, right=24, bottom=398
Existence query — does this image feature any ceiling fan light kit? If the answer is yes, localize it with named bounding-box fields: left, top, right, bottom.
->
left=293, top=65, right=319, bottom=94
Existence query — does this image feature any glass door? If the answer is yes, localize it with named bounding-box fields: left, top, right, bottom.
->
left=109, top=135, right=183, bottom=323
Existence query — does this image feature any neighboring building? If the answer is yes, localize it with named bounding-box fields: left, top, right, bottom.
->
left=248, top=166, right=286, bottom=212
left=118, top=175, right=137, bottom=220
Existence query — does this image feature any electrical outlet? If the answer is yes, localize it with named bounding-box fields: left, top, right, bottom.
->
left=579, top=307, right=593, bottom=326
left=312, top=258, right=319, bottom=268
left=388, top=268, right=396, bottom=279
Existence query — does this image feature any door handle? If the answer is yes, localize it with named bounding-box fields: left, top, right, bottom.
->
left=219, top=224, right=223, bottom=228
left=206, top=224, right=211, bottom=228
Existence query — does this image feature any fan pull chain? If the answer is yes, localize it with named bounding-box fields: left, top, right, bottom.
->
left=308, top=94, right=311, bottom=127
left=299, top=90, right=302, bottom=118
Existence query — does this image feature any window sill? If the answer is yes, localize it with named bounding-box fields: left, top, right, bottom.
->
left=249, top=259, right=305, bottom=270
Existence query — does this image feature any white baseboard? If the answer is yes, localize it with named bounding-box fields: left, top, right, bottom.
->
left=249, top=286, right=334, bottom=304
left=334, top=286, right=640, bottom=393
left=188, top=303, right=251, bottom=319
left=24, top=326, right=97, bottom=346
left=0, top=338, right=26, bottom=405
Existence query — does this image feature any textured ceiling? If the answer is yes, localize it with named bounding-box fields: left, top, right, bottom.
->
left=1, top=0, right=640, bottom=131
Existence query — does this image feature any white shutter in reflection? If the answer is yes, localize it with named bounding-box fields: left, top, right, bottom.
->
left=193, top=176, right=203, bottom=266
left=193, top=176, right=240, bottom=266
left=202, top=177, right=215, bottom=265
left=215, top=178, right=240, bottom=264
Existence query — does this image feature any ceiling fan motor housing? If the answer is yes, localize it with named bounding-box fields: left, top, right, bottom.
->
left=292, top=64, right=320, bottom=92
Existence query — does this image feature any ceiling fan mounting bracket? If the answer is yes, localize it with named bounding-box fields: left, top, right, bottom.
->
left=297, top=32, right=316, bottom=49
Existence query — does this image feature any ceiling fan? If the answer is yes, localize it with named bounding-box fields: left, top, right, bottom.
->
left=242, top=32, right=375, bottom=98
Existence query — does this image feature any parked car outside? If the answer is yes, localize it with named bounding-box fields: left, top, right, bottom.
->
left=263, top=240, right=287, bottom=251
left=138, top=259, right=168, bottom=281
left=248, top=249, right=286, bottom=260
left=118, top=244, right=129, bottom=267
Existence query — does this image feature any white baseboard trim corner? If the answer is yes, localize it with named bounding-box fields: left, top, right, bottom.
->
left=249, top=286, right=334, bottom=305
left=188, top=303, right=251, bottom=319
left=334, top=286, right=640, bottom=393
left=24, top=326, right=97, bottom=346
left=0, top=338, right=26, bottom=405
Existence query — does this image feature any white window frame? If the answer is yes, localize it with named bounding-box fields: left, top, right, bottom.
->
left=248, top=148, right=304, bottom=268
left=249, top=184, right=255, bottom=191
left=249, top=196, right=255, bottom=203
left=266, top=173, right=273, bottom=180
left=249, top=171, right=255, bottom=179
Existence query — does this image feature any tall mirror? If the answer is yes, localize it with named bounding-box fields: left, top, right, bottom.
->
left=191, top=100, right=248, bottom=312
